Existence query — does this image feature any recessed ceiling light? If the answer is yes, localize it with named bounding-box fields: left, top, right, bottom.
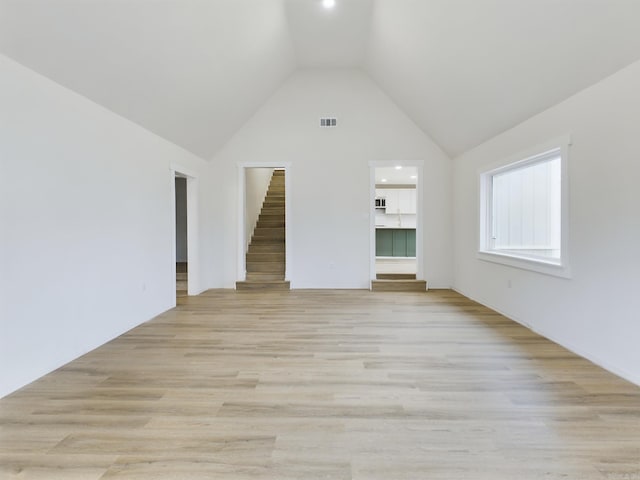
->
left=381, top=178, right=388, bottom=183
left=395, top=165, right=403, bottom=170
left=410, top=175, right=417, bottom=179
left=322, top=0, right=336, bottom=9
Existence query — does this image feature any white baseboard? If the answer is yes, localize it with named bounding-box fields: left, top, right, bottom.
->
left=452, top=286, right=640, bottom=387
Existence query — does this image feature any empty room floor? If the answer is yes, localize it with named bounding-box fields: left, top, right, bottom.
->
left=1, top=290, right=639, bottom=479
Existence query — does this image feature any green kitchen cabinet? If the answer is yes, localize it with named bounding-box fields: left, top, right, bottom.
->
left=392, top=230, right=407, bottom=257
left=376, top=229, right=394, bottom=256
left=375, top=229, right=416, bottom=257
left=406, top=229, right=416, bottom=257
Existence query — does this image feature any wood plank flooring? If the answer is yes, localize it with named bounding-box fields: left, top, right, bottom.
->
left=1, top=289, right=639, bottom=479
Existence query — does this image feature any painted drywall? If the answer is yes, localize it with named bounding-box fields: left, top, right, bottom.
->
left=175, top=177, right=188, bottom=262
left=245, top=168, right=275, bottom=252
left=211, top=69, right=452, bottom=289
left=0, top=54, right=214, bottom=398
left=453, top=59, right=640, bottom=385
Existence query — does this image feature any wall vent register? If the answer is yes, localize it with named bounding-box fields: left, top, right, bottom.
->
left=320, top=118, right=337, bottom=127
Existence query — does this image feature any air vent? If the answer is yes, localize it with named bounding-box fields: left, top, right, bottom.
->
left=320, top=118, right=337, bottom=127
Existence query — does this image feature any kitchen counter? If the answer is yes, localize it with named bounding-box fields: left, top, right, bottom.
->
left=375, top=226, right=416, bottom=229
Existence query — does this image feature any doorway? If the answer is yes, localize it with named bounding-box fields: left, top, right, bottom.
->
left=171, top=166, right=199, bottom=300
left=369, top=162, right=425, bottom=286
left=175, top=176, right=188, bottom=297
left=237, top=163, right=291, bottom=289
left=236, top=162, right=291, bottom=290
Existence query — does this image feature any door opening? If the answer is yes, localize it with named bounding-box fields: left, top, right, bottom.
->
left=369, top=162, right=426, bottom=291
left=175, top=176, right=188, bottom=298
left=171, top=165, right=199, bottom=301
left=237, top=163, right=291, bottom=290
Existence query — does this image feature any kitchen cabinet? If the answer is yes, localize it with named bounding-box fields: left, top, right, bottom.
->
left=376, top=229, right=416, bottom=257
left=376, top=229, right=394, bottom=256
left=378, top=189, right=416, bottom=214
left=392, top=229, right=407, bottom=257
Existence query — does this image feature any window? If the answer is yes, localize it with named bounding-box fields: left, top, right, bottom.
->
left=479, top=138, right=570, bottom=277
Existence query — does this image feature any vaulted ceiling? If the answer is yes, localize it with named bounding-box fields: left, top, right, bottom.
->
left=2, top=0, right=640, bottom=159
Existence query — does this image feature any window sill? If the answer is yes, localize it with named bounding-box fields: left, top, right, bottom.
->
left=477, top=250, right=571, bottom=278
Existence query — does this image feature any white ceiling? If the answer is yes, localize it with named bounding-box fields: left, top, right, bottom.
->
left=285, top=0, right=373, bottom=68
left=2, top=0, right=640, bottom=159
left=367, top=0, right=640, bottom=156
left=375, top=167, right=418, bottom=186
left=0, top=0, right=296, bottom=159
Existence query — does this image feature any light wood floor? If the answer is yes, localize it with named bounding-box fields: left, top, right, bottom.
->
left=1, top=290, right=639, bottom=479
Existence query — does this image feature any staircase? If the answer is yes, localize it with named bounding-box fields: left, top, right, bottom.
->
left=371, top=273, right=427, bottom=292
left=176, top=262, right=187, bottom=297
left=236, top=170, right=290, bottom=291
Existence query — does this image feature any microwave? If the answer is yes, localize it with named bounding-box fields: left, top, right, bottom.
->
left=375, top=197, right=386, bottom=207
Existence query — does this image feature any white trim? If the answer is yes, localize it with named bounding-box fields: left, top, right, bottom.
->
left=477, top=136, right=571, bottom=279
left=369, top=160, right=425, bottom=168
left=369, top=167, right=376, bottom=285
left=170, top=163, right=198, bottom=179
left=477, top=251, right=571, bottom=278
left=237, top=162, right=292, bottom=286
left=185, top=175, right=201, bottom=295
left=239, top=161, right=293, bottom=169
left=369, top=160, right=425, bottom=287
left=170, top=165, right=202, bottom=298
left=170, top=171, right=177, bottom=307
left=237, top=166, right=246, bottom=282
left=476, top=135, right=572, bottom=174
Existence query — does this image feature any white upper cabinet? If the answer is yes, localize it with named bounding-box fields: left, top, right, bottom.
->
left=380, top=188, right=416, bottom=214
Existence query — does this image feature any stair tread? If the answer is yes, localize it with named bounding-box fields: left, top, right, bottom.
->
left=376, top=273, right=416, bottom=280
left=371, top=279, right=427, bottom=292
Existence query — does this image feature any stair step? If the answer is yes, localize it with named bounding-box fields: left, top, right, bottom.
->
left=257, top=220, right=285, bottom=228
left=371, top=280, right=427, bottom=292
left=259, top=215, right=285, bottom=222
left=251, top=236, right=286, bottom=244
left=247, top=262, right=285, bottom=273
left=236, top=280, right=290, bottom=291
left=176, top=272, right=188, bottom=281
left=253, top=228, right=285, bottom=239
left=247, top=252, right=285, bottom=263
left=176, top=280, right=188, bottom=290
left=176, top=262, right=188, bottom=273
left=246, top=272, right=285, bottom=281
left=259, top=210, right=285, bottom=216
left=376, top=273, right=416, bottom=280
left=248, top=244, right=285, bottom=253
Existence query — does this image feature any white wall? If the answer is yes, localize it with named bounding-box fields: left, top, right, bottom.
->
left=245, top=168, right=274, bottom=252
left=0, top=55, right=215, bottom=398
left=453, top=60, right=640, bottom=385
left=175, top=177, right=188, bottom=262
left=211, top=69, right=452, bottom=288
